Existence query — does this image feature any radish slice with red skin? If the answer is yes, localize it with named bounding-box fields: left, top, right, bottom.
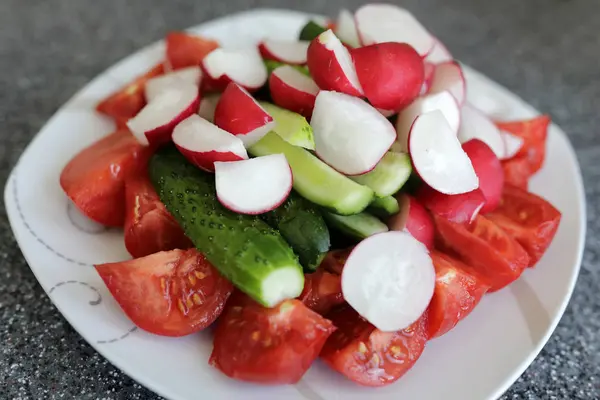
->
left=458, top=104, right=506, bottom=159
left=127, top=85, right=200, bottom=146
left=428, top=61, right=466, bottom=106
left=425, top=39, right=453, bottom=64
left=258, top=40, right=309, bottom=65
left=462, top=139, right=504, bottom=214
left=269, top=66, right=319, bottom=118
left=202, top=48, right=267, bottom=92
left=144, top=66, right=202, bottom=102
left=311, top=91, right=396, bottom=176
left=307, top=30, right=363, bottom=97
left=214, top=83, right=276, bottom=147
left=335, top=9, right=361, bottom=48
left=387, top=194, right=435, bottom=249
left=172, top=115, right=248, bottom=172
left=501, top=131, right=524, bottom=159
left=355, top=4, right=435, bottom=57
left=420, top=62, right=436, bottom=95
left=341, top=230, right=435, bottom=332
left=197, top=93, right=221, bottom=123
left=214, top=154, right=292, bottom=215
left=416, top=186, right=486, bottom=224
left=409, top=110, right=479, bottom=195
left=352, top=42, right=425, bottom=111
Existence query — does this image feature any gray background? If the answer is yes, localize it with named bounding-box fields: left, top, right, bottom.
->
left=1, top=0, right=599, bottom=399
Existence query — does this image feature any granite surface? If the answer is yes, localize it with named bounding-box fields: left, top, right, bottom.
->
left=0, top=0, right=599, bottom=399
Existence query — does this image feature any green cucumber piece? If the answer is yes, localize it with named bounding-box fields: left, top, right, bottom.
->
left=261, top=192, right=330, bottom=271
left=149, top=147, right=304, bottom=307
left=258, top=102, right=315, bottom=150
left=323, top=211, right=389, bottom=240
left=249, top=132, right=374, bottom=215
left=264, top=60, right=310, bottom=77
left=299, top=21, right=327, bottom=41
left=368, top=196, right=400, bottom=218
left=350, top=152, right=412, bottom=198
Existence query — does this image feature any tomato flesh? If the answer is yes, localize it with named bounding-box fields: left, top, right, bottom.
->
left=487, top=185, right=561, bottom=267
left=96, top=249, right=232, bottom=337
left=501, top=156, right=531, bottom=190
left=299, top=270, right=344, bottom=315
left=210, top=292, right=335, bottom=384
left=166, top=32, right=219, bottom=70
left=60, top=130, right=153, bottom=226
left=321, top=306, right=428, bottom=387
left=496, top=115, right=550, bottom=174
left=320, top=247, right=353, bottom=275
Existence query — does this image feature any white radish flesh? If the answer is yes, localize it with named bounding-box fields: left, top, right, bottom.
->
left=202, top=48, right=267, bottom=91
left=269, top=65, right=319, bottom=118
left=197, top=93, right=221, bottom=123
left=258, top=40, right=310, bottom=65
left=428, top=61, right=466, bottom=105
left=335, top=9, right=361, bottom=48
left=425, top=39, right=453, bottom=64
left=501, top=131, right=524, bottom=159
left=458, top=104, right=506, bottom=159
left=144, top=66, right=202, bottom=102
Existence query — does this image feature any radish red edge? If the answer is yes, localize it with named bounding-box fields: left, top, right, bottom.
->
left=387, top=194, right=435, bottom=249
left=428, top=61, right=466, bottom=106
left=201, top=48, right=267, bottom=92
left=416, top=186, right=486, bottom=225
left=462, top=139, right=504, bottom=214
left=258, top=40, right=309, bottom=65
left=269, top=65, right=320, bottom=118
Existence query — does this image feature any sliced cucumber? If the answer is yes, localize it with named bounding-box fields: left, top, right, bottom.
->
left=264, top=60, right=310, bottom=77
left=299, top=21, right=328, bottom=41
left=258, top=102, right=315, bottom=150
left=350, top=152, right=412, bottom=197
left=249, top=132, right=374, bottom=215
left=323, top=211, right=389, bottom=240
left=368, top=195, right=400, bottom=218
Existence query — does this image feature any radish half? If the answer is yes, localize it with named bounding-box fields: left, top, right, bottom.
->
left=127, top=84, right=200, bottom=146
left=311, top=91, right=396, bottom=176
left=341, top=230, right=435, bottom=332
left=462, top=139, right=504, bottom=214
left=387, top=194, right=434, bottom=249
left=335, top=9, right=361, bottom=48
left=394, top=91, right=460, bottom=152
left=354, top=4, right=435, bottom=57
left=144, top=66, right=202, bottom=102
left=172, top=115, right=248, bottom=172
left=458, top=104, right=506, bottom=159
left=202, top=47, right=267, bottom=92
left=214, top=154, right=292, bottom=215
left=409, top=110, right=479, bottom=194
left=269, top=65, right=319, bottom=118
left=428, top=61, right=466, bottom=106
left=214, top=83, right=276, bottom=147
left=258, top=39, right=310, bottom=65
left=306, top=30, right=363, bottom=97
left=197, top=93, right=221, bottom=123
left=416, top=186, right=486, bottom=224
left=425, top=39, right=453, bottom=64
left=501, top=131, right=524, bottom=159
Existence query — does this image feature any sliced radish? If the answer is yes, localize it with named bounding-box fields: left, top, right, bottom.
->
left=416, top=186, right=486, bottom=224
left=462, top=139, right=504, bottom=214
left=395, top=91, right=460, bottom=152
left=377, top=108, right=396, bottom=118
left=214, top=154, right=292, bottom=214
left=127, top=84, right=200, bottom=146
left=311, top=91, right=396, bottom=175
left=387, top=194, right=434, bottom=249
left=420, top=62, right=436, bottom=95
left=501, top=131, right=524, bottom=159
left=428, top=61, right=466, bottom=106
left=197, top=93, right=221, bottom=122
left=306, top=30, right=363, bottom=97
left=352, top=42, right=425, bottom=111
left=269, top=66, right=319, bottom=118
left=258, top=39, right=310, bottom=65
left=425, top=39, right=453, bottom=64
left=202, top=47, right=267, bottom=92
left=335, top=9, right=361, bottom=48
left=172, top=115, right=248, bottom=172
left=341, top=231, right=435, bottom=332
left=214, top=83, right=276, bottom=147
left=355, top=4, right=435, bottom=57
left=458, top=104, right=506, bottom=159
left=409, top=110, right=479, bottom=194
left=144, top=66, right=202, bottom=102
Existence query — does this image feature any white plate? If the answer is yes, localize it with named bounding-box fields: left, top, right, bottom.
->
left=4, top=9, right=585, bottom=400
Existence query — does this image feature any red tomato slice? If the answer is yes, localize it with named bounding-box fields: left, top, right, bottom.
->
left=60, top=130, right=153, bottom=226
left=496, top=115, right=550, bottom=174
left=321, top=306, right=428, bottom=387
left=320, top=247, right=353, bottom=275
left=124, top=174, right=193, bottom=258
left=96, top=249, right=233, bottom=337
left=433, top=214, right=529, bottom=292
left=96, top=63, right=164, bottom=122
left=501, top=156, right=531, bottom=190
left=299, top=270, right=344, bottom=315
left=427, top=251, right=489, bottom=338
left=166, top=32, right=219, bottom=70
left=209, top=292, right=335, bottom=384
left=486, top=185, right=561, bottom=267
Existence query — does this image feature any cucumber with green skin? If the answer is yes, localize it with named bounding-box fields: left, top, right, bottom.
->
left=350, top=152, right=412, bottom=198
left=368, top=196, right=400, bottom=218
left=258, top=102, right=315, bottom=150
left=149, top=147, right=304, bottom=307
left=261, top=192, right=330, bottom=271
left=323, top=211, right=389, bottom=240
left=299, top=21, right=327, bottom=41
left=249, top=132, right=374, bottom=215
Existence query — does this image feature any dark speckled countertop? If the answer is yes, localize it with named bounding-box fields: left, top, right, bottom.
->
left=1, top=0, right=599, bottom=399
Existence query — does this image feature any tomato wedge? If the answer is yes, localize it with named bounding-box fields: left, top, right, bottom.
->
left=427, top=251, right=489, bottom=338
left=496, top=115, right=550, bottom=174
left=299, top=270, right=344, bottom=315
left=96, top=249, right=233, bottom=337
left=320, top=247, right=353, bottom=275
left=501, top=156, right=531, bottom=190
left=210, top=292, right=335, bottom=384
left=487, top=185, right=561, bottom=267
left=433, top=214, right=529, bottom=292
left=60, top=130, right=153, bottom=226
left=165, top=32, right=219, bottom=70
left=124, top=174, right=193, bottom=258
left=321, top=305, right=428, bottom=387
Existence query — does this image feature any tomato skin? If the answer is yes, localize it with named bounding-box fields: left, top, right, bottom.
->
left=320, top=248, right=353, bottom=275
left=124, top=174, right=193, bottom=258
left=210, top=292, right=336, bottom=384
left=501, top=156, right=531, bottom=190
left=433, top=214, right=529, bottom=292
left=427, top=251, right=489, bottom=338
left=60, top=130, right=153, bottom=226
left=299, top=270, right=344, bottom=315
left=496, top=115, right=550, bottom=174
left=96, top=249, right=233, bottom=337
left=166, top=32, right=219, bottom=70
left=321, top=306, right=428, bottom=387
left=487, top=185, right=561, bottom=267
